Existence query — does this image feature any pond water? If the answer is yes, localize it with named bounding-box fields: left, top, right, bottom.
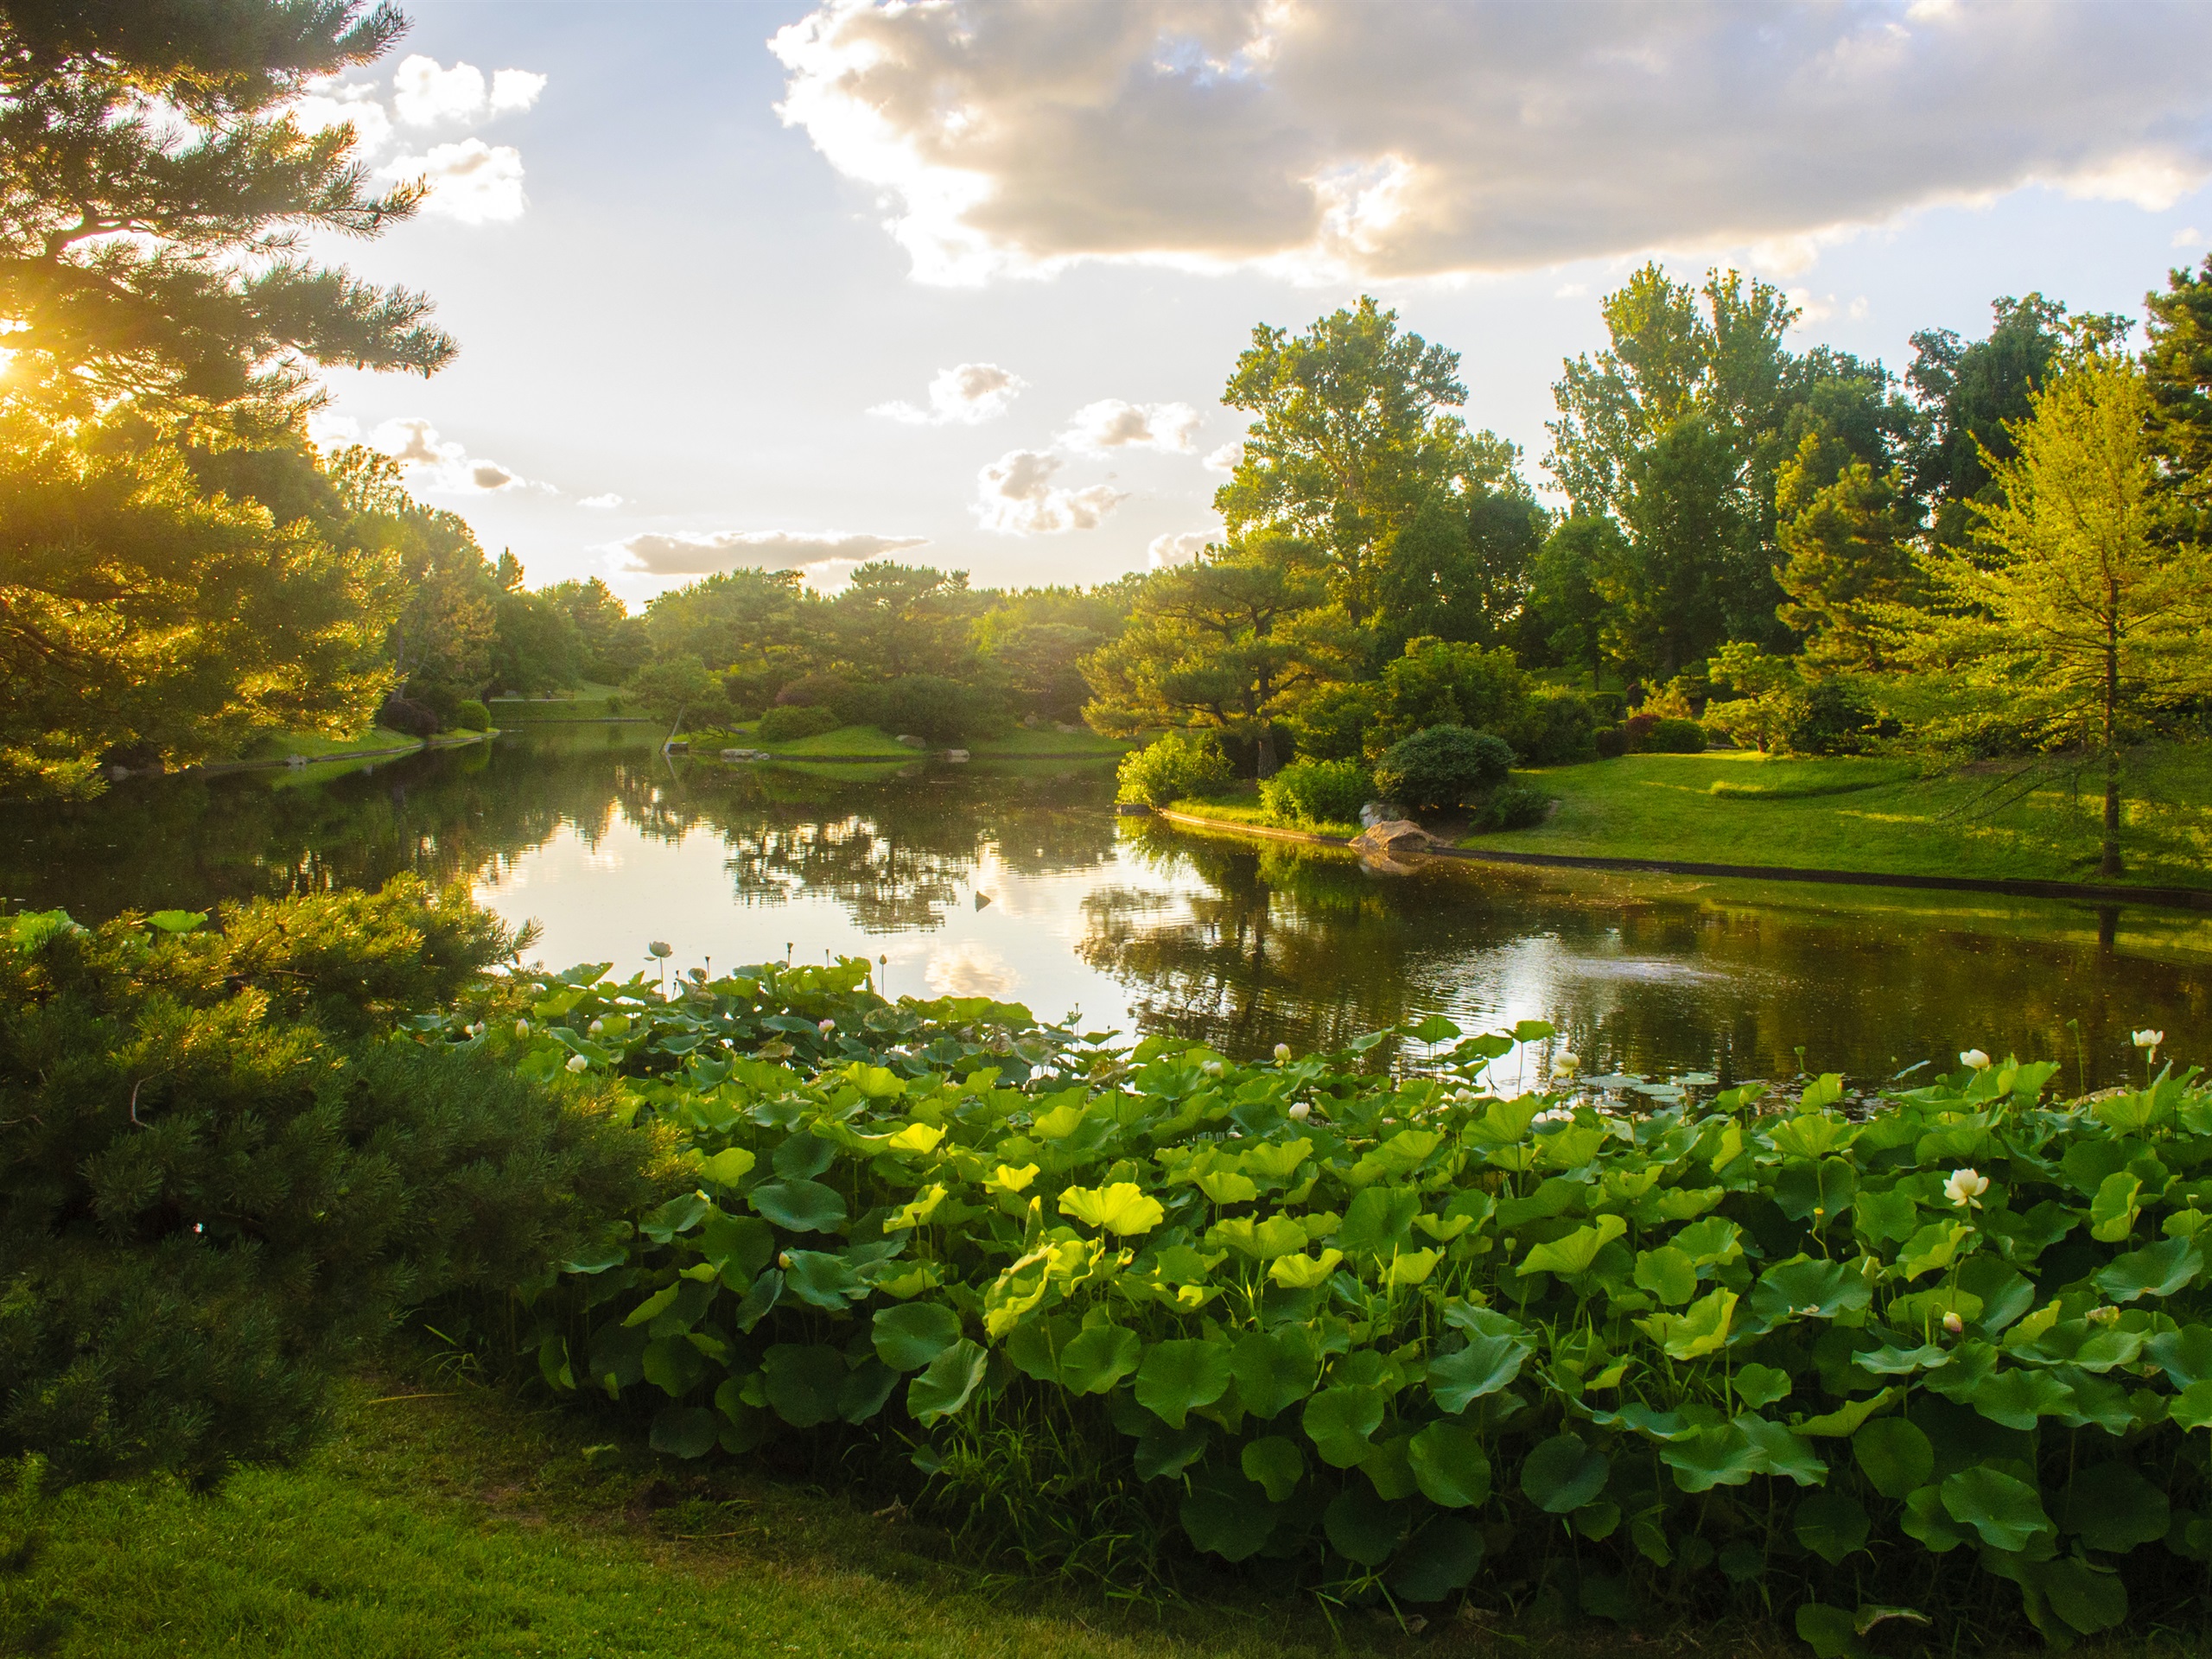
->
left=8, top=723, right=2209, bottom=1089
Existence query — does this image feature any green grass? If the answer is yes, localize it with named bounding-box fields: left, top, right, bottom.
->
left=488, top=683, right=631, bottom=721
left=1166, top=785, right=1359, bottom=840
left=1465, top=743, right=2212, bottom=888
left=968, top=726, right=1134, bottom=758
left=245, top=725, right=427, bottom=761
left=0, top=1373, right=1497, bottom=1659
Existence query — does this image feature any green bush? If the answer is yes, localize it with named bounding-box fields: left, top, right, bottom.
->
left=1116, top=730, right=1234, bottom=806
left=1593, top=725, right=1628, bottom=759
left=1632, top=715, right=1707, bottom=753
left=1259, top=758, right=1371, bottom=828
left=882, top=676, right=1001, bottom=745
left=453, top=699, right=491, bottom=732
left=1507, top=687, right=1598, bottom=766
left=0, top=881, right=671, bottom=1484
left=756, top=704, right=842, bottom=744
left=459, top=970, right=2212, bottom=1645
left=1467, top=781, right=1550, bottom=830
left=1282, top=683, right=1376, bottom=762
left=1372, top=724, right=1515, bottom=811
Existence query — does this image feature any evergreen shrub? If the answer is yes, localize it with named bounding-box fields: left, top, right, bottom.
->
left=1259, top=758, right=1371, bottom=828
left=1632, top=716, right=1708, bottom=753
left=1116, top=731, right=1234, bottom=807
left=1508, top=687, right=1599, bottom=766
left=1594, top=725, right=1629, bottom=759
left=454, top=699, right=491, bottom=732
left=1467, top=782, right=1550, bottom=830
left=1372, top=725, right=1515, bottom=811
left=757, top=704, right=842, bottom=743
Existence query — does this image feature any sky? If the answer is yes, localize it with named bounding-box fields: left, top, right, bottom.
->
left=297, top=0, right=2212, bottom=607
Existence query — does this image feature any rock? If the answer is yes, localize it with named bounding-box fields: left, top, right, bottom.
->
left=720, top=747, right=770, bottom=761
left=1116, top=802, right=1154, bottom=817
left=1350, top=819, right=1435, bottom=857
left=944, top=748, right=969, bottom=762
left=1358, top=801, right=1398, bottom=829
left=896, top=734, right=927, bottom=747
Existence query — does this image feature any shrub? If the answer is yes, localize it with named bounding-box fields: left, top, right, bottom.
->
left=882, top=676, right=1001, bottom=745
left=1641, top=715, right=1708, bottom=753
left=1468, top=781, right=1550, bottom=830
left=1593, top=724, right=1628, bottom=759
left=1371, top=724, right=1514, bottom=811
left=1259, top=757, right=1371, bottom=828
left=1786, top=677, right=1885, bottom=755
left=453, top=699, right=491, bottom=732
left=1507, top=686, right=1598, bottom=766
left=772, top=671, right=849, bottom=709
left=377, top=693, right=439, bottom=738
left=756, top=704, right=842, bottom=743
left=1116, top=730, right=1234, bottom=806
left=0, top=881, right=671, bottom=1484
left=1282, top=683, right=1377, bottom=762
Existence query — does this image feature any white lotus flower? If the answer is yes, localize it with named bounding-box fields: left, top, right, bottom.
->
left=1959, top=1049, right=1991, bottom=1071
left=1203, top=1059, right=1224, bottom=1077
left=1288, top=1102, right=1313, bottom=1122
left=1944, top=1167, right=1988, bottom=1209
left=1942, top=1311, right=1964, bottom=1334
left=1274, top=1043, right=1293, bottom=1064
left=514, top=1019, right=530, bottom=1039
left=565, top=1052, right=589, bottom=1073
left=1554, top=1050, right=1580, bottom=1076
left=588, top=1018, right=604, bottom=1035
left=818, top=1019, right=836, bottom=1033
left=2134, top=1029, right=2165, bottom=1061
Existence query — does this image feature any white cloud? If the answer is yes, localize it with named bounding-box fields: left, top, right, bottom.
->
left=288, top=79, right=393, bottom=151
left=1847, top=296, right=1871, bottom=321
left=368, top=416, right=541, bottom=493
left=492, top=68, right=550, bottom=116
left=973, top=449, right=1126, bottom=534
left=1786, top=289, right=1836, bottom=329
left=392, top=54, right=546, bottom=127
left=871, top=361, right=1025, bottom=424
left=384, top=138, right=528, bottom=224
left=2176, top=226, right=2208, bottom=249
left=579, top=493, right=625, bottom=509
left=1148, top=531, right=1214, bottom=569
left=772, top=1, right=2212, bottom=284
left=606, top=529, right=929, bottom=577
left=1058, top=398, right=1202, bottom=454
left=1554, top=283, right=1589, bottom=299
left=1202, top=440, right=1244, bottom=474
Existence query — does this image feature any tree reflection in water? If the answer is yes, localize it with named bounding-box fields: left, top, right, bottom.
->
left=6, top=727, right=2208, bottom=1086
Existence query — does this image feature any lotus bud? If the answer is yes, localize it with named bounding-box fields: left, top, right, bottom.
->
left=2134, top=1029, right=2165, bottom=1061
left=565, top=1053, right=589, bottom=1073
left=588, top=1019, right=604, bottom=1035
left=1959, top=1048, right=1991, bottom=1071
left=515, top=1019, right=530, bottom=1039
left=819, top=1019, right=835, bottom=1033
left=1943, top=1167, right=1988, bottom=1209
left=1288, top=1102, right=1313, bottom=1122
left=1203, top=1059, right=1224, bottom=1077
left=1554, top=1050, right=1580, bottom=1076
left=1942, top=1311, right=1964, bottom=1334
left=1274, top=1043, right=1292, bottom=1064
left=777, top=1252, right=792, bottom=1271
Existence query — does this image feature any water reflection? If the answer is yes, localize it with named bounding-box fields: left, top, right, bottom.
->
left=3, top=725, right=2207, bottom=1086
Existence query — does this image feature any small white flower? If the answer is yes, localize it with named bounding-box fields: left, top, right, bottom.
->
left=1203, top=1059, right=1224, bottom=1077
left=1959, top=1049, right=1991, bottom=1071
left=1288, top=1102, right=1313, bottom=1122
left=1942, top=1311, right=1964, bottom=1335
left=1554, top=1050, right=1580, bottom=1074
left=2088, top=1304, right=2120, bottom=1325
left=1274, top=1043, right=1292, bottom=1064
left=565, top=1053, right=589, bottom=1073
left=1943, top=1167, right=1988, bottom=1209
left=588, top=1018, right=604, bottom=1035
left=818, top=1019, right=836, bottom=1033
left=2134, top=1029, right=2165, bottom=1061
left=514, top=1019, right=531, bottom=1039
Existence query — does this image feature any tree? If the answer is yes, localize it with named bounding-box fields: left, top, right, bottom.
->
left=1081, top=537, right=1350, bottom=776
left=1526, top=516, right=1624, bottom=677
left=1885, top=359, right=2212, bottom=875
left=1370, top=435, right=1548, bottom=658
left=0, top=0, right=454, bottom=792
left=1368, top=637, right=1529, bottom=754
left=639, top=569, right=810, bottom=709
left=543, top=578, right=648, bottom=684
left=1216, top=297, right=1471, bottom=622
left=1773, top=430, right=1922, bottom=669
left=627, top=654, right=726, bottom=742
left=827, top=562, right=977, bottom=681
left=2144, top=254, right=2212, bottom=544
left=490, top=587, right=586, bottom=696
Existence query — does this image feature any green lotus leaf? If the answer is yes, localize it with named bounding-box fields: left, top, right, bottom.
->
left=1361, top=1430, right=1419, bottom=1501
left=1408, top=1421, right=1491, bottom=1508
left=1337, top=1185, right=1421, bottom=1255
left=1732, top=1363, right=1792, bottom=1410
left=1197, top=1168, right=1259, bottom=1205
left=1793, top=1388, right=1897, bottom=1438
left=2042, top=1556, right=2128, bottom=1636
left=1773, top=1156, right=1859, bottom=1223
left=2171, top=1377, right=2212, bottom=1430
left=1519, top=1214, right=1627, bottom=1279
left=1967, top=1365, right=2074, bottom=1429
left=1232, top=1325, right=1319, bottom=1420
left=1058, top=1323, right=1142, bottom=1395
left=1671, top=1217, right=1745, bottom=1268
left=1853, top=1186, right=1918, bottom=1246
left=649, top=1406, right=718, bottom=1459
left=1323, top=1481, right=1406, bottom=1567
left=2059, top=1464, right=2169, bottom=1552
left=780, top=1249, right=866, bottom=1309
left=145, top=909, right=208, bottom=935
left=1749, top=1255, right=1871, bottom=1325
left=748, top=1178, right=849, bottom=1233
left=1212, top=1213, right=1310, bottom=1260
left=1794, top=1490, right=1870, bottom=1565
left=1939, top=1465, right=2054, bottom=1552
left=1057, top=1182, right=1166, bottom=1236
left=2088, top=1171, right=2144, bottom=1243
left=1268, top=1248, right=1343, bottom=1288
left=836, top=1358, right=899, bottom=1423
left=1133, top=1420, right=1209, bottom=1481
left=1240, top=1137, right=1313, bottom=1179
left=1427, top=1331, right=1531, bottom=1412
left=1135, top=1338, right=1233, bottom=1428
left=1633, top=1244, right=1698, bottom=1306
left=772, top=1130, right=837, bottom=1179
left=1388, top=1517, right=1484, bottom=1604
left=696, top=1147, right=755, bottom=1187
left=1180, top=1478, right=1277, bottom=1561
left=1521, top=1432, right=1609, bottom=1513
left=698, top=1210, right=774, bottom=1281
left=906, top=1338, right=988, bottom=1425
left=1853, top=1343, right=1949, bottom=1375
left=1894, top=1220, right=1972, bottom=1281
left=1740, top=1416, right=1826, bottom=1485
left=1302, top=1382, right=1387, bottom=1468
left=1636, top=1286, right=1737, bottom=1361
left=1386, top=1246, right=1441, bottom=1287
left=1406, top=1013, right=1462, bottom=1045
left=2094, top=1235, right=2204, bottom=1302
left=1241, top=1434, right=1306, bottom=1502
left=1900, top=1484, right=1967, bottom=1552
left=762, top=1342, right=847, bottom=1427
left=642, top=1335, right=708, bottom=1399
left=1793, top=1604, right=1864, bottom=1659
left=1661, top=1423, right=1762, bottom=1493
left=872, top=1301, right=963, bottom=1372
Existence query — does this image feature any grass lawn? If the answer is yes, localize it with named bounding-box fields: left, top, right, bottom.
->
left=1466, top=743, right=2212, bottom=889
left=247, top=725, right=428, bottom=761
left=969, top=726, right=1134, bottom=759
left=0, top=1371, right=1601, bottom=1659
left=488, top=683, right=632, bottom=721
left=1166, top=785, right=1359, bottom=841
left=721, top=723, right=1134, bottom=760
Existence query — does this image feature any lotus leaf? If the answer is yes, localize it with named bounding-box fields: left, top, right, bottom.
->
left=1732, top=1363, right=1792, bottom=1410
left=1386, top=1246, right=1440, bottom=1287
left=906, top=1338, right=988, bottom=1424
left=2089, top=1171, right=2144, bottom=1242
left=1179, top=1479, right=1277, bottom=1560
left=1633, top=1244, right=1698, bottom=1306
left=2094, top=1235, right=2203, bottom=1302
left=1241, top=1434, right=1306, bottom=1501
left=1427, top=1332, right=1531, bottom=1412
left=1388, top=1517, right=1484, bottom=1603
left=1268, top=1248, right=1344, bottom=1288
left=1232, top=1326, right=1318, bottom=1420
left=1749, top=1255, right=1871, bottom=1324
left=1636, top=1286, right=1737, bottom=1360
left=748, top=1178, right=848, bottom=1233
left=1134, top=1338, right=1233, bottom=1428
left=650, top=1406, right=719, bottom=1459
left=1133, top=1420, right=1209, bottom=1480
left=1323, top=1482, right=1407, bottom=1566
left=1795, top=1490, right=1870, bottom=1564
left=1939, top=1465, right=2053, bottom=1551
left=1518, top=1214, right=1628, bottom=1278
left=1521, top=1432, right=1609, bottom=1512
left=1057, top=1182, right=1165, bottom=1236
left=2060, top=1463, right=2168, bottom=1552
left=780, top=1249, right=867, bottom=1309
left=873, top=1301, right=963, bottom=1372
left=762, top=1343, right=847, bottom=1427
left=772, top=1131, right=838, bottom=1179
left=1337, top=1185, right=1421, bottom=1255
left=1058, top=1323, right=1142, bottom=1395
left=1303, top=1382, right=1387, bottom=1467
left=1408, top=1421, right=1491, bottom=1508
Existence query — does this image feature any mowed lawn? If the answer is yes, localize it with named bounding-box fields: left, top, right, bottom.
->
left=1463, top=744, right=2212, bottom=889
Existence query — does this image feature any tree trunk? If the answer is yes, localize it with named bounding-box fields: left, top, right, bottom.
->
left=1255, top=723, right=1280, bottom=779
left=2101, top=743, right=2122, bottom=877
left=2101, top=587, right=2121, bottom=878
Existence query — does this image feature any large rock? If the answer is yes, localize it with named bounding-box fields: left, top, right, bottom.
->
left=1351, top=819, right=1435, bottom=857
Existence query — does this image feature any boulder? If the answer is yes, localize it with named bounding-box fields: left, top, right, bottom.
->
left=1350, top=819, right=1435, bottom=857
left=944, top=748, right=970, bottom=763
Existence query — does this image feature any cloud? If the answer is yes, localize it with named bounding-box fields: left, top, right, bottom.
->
left=383, top=138, right=528, bottom=224
left=973, top=449, right=1126, bottom=534
left=925, top=939, right=1018, bottom=998
left=367, top=416, right=541, bottom=493
left=1058, top=398, right=1202, bottom=454
left=1786, top=289, right=1835, bottom=328
left=579, top=493, right=625, bottom=509
left=1148, top=531, right=1214, bottom=568
left=2177, top=226, right=2208, bottom=249
left=871, top=361, right=1026, bottom=423
left=772, top=0, right=2212, bottom=284
left=287, top=57, right=542, bottom=225
left=1202, top=440, right=1244, bottom=474
left=392, top=54, right=546, bottom=127
left=606, top=529, right=929, bottom=577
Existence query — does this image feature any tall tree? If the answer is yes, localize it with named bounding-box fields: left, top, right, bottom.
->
left=1773, top=430, right=1922, bottom=669
left=2144, top=253, right=2212, bottom=540
left=1081, top=537, right=1350, bottom=776
left=826, top=562, right=977, bottom=680
left=1370, top=433, right=1548, bottom=658
left=1883, top=359, right=2212, bottom=875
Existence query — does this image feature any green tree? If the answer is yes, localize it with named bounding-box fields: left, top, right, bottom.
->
left=639, top=569, right=810, bottom=709
left=0, top=0, right=455, bottom=792
left=543, top=577, right=648, bottom=684
left=1370, top=435, right=1549, bottom=658
left=1081, top=538, right=1350, bottom=775
left=1885, top=359, right=2212, bottom=874
left=1368, top=637, right=1529, bottom=754
left=489, top=585, right=585, bottom=696
left=828, top=562, right=978, bottom=681
left=1526, top=515, right=1624, bottom=677
left=1773, top=430, right=1922, bottom=669
left=627, top=654, right=726, bottom=742
left=2144, top=254, right=2212, bottom=542
left=1216, top=297, right=1473, bottom=623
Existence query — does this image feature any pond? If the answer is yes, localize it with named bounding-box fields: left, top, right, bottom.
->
left=7, top=723, right=2209, bottom=1089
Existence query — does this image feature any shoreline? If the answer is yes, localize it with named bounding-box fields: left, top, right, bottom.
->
left=1147, top=806, right=2212, bottom=914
